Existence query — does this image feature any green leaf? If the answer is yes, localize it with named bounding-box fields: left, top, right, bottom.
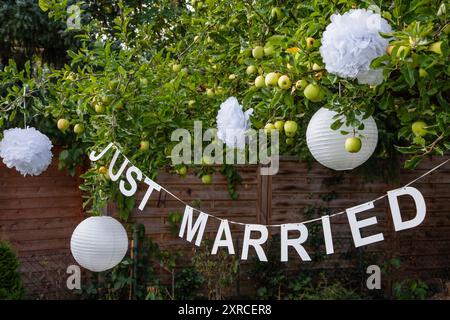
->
left=400, top=64, right=416, bottom=88
left=59, top=150, right=70, bottom=161
left=39, top=0, right=50, bottom=12
left=330, top=119, right=343, bottom=130
left=404, top=156, right=423, bottom=169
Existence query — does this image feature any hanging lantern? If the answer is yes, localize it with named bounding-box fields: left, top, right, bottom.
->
left=306, top=107, right=378, bottom=171
left=70, top=216, right=128, bottom=272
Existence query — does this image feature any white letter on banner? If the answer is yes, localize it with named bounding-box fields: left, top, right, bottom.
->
left=89, top=142, right=114, bottom=161
left=387, top=187, right=426, bottom=231
left=108, top=149, right=129, bottom=181
left=212, top=220, right=235, bottom=255
left=179, top=206, right=208, bottom=246
left=138, top=177, right=162, bottom=211
left=321, top=215, right=334, bottom=255
left=119, top=166, right=142, bottom=197
left=280, top=224, right=311, bottom=262
left=241, top=224, right=268, bottom=261
left=346, top=202, right=384, bottom=247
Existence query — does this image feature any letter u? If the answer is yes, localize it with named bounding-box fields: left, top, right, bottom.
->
left=108, top=149, right=130, bottom=181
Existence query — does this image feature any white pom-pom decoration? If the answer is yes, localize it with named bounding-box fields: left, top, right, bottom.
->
left=70, top=216, right=129, bottom=272
left=216, top=96, right=253, bottom=149
left=0, top=127, right=53, bottom=176
left=319, top=9, right=391, bottom=85
left=306, top=108, right=378, bottom=171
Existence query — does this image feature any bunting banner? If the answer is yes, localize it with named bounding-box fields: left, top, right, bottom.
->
left=89, top=142, right=450, bottom=262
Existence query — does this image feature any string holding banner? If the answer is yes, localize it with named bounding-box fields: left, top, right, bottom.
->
left=88, top=142, right=449, bottom=262
left=93, top=142, right=449, bottom=227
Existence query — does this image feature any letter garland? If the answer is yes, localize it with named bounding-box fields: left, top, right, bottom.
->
left=89, top=142, right=450, bottom=261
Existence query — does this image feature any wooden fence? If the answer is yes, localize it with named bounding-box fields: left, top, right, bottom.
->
left=0, top=153, right=449, bottom=299
left=0, top=149, right=83, bottom=299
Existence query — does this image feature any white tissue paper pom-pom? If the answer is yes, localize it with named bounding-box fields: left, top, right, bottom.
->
left=216, top=97, right=253, bottom=149
left=319, top=9, right=391, bottom=83
left=0, top=127, right=53, bottom=176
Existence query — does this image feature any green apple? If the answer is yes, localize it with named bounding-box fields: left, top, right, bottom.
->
left=345, top=137, right=362, bottom=153
left=216, top=86, right=224, bottom=95
left=285, top=138, right=294, bottom=145
left=101, top=95, right=111, bottom=105
left=264, top=46, right=275, bottom=56
left=428, top=41, right=442, bottom=55
left=306, top=37, right=315, bottom=49
left=176, top=166, right=187, bottom=176
left=201, top=155, right=214, bottom=165
left=108, top=80, right=119, bottom=91
left=264, top=123, right=276, bottom=134
left=246, top=65, right=257, bottom=75
left=57, top=118, right=70, bottom=131
left=295, top=79, right=308, bottom=90
left=95, top=103, right=105, bottom=113
left=252, top=46, right=265, bottom=59
left=303, top=84, right=323, bottom=102
left=284, top=120, right=298, bottom=137
left=386, top=45, right=394, bottom=56
left=274, top=120, right=284, bottom=131
left=228, top=74, right=237, bottom=80
left=206, top=88, right=215, bottom=98
left=270, top=7, right=283, bottom=20
left=419, top=68, right=428, bottom=78
left=201, top=174, right=212, bottom=184
left=73, top=124, right=84, bottom=134
left=115, top=100, right=124, bottom=110
left=140, top=140, right=150, bottom=151
left=172, top=63, right=182, bottom=72
left=278, top=75, right=291, bottom=90
left=140, top=77, right=148, bottom=87
left=265, top=72, right=280, bottom=86
left=312, top=63, right=322, bottom=71
left=255, top=75, right=266, bottom=88
left=412, top=121, right=427, bottom=137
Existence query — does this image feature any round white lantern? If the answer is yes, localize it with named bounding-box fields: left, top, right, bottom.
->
left=70, top=216, right=128, bottom=272
left=306, top=107, right=378, bottom=170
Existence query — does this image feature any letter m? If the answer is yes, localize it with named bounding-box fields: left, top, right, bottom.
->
left=178, top=206, right=208, bottom=246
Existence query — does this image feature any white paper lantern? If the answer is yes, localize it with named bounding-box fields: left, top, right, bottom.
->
left=306, top=107, right=378, bottom=171
left=70, top=216, right=129, bottom=272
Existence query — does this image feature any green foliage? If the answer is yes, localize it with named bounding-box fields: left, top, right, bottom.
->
left=0, top=0, right=75, bottom=66
left=192, top=238, right=238, bottom=300
left=1, top=0, right=449, bottom=218
left=287, top=273, right=362, bottom=300
left=0, top=242, right=24, bottom=300
left=219, top=164, right=242, bottom=200
left=393, top=279, right=430, bottom=300
left=247, top=235, right=287, bottom=299
left=174, top=266, right=205, bottom=300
